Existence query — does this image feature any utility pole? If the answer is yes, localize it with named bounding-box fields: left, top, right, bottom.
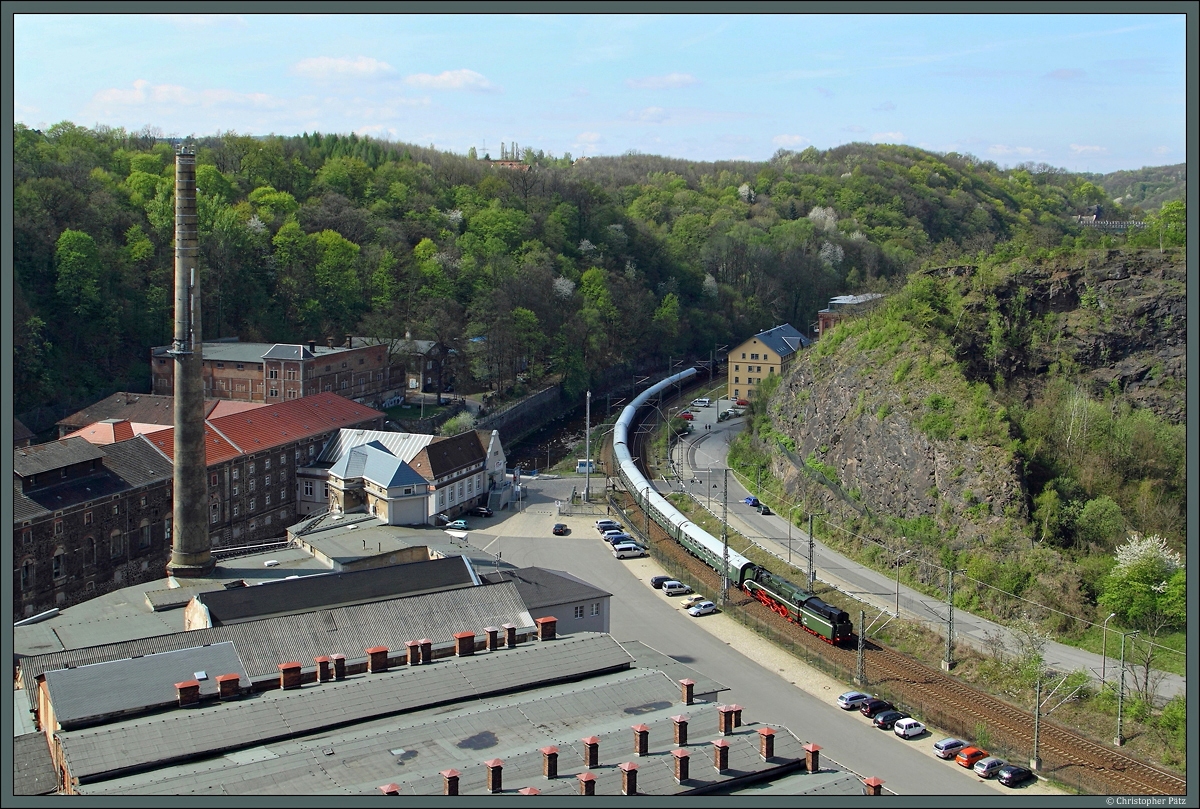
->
left=855, top=609, right=866, bottom=687
left=584, top=390, right=591, bottom=502
left=644, top=485, right=650, bottom=537
left=721, top=468, right=729, bottom=605
left=807, top=513, right=817, bottom=590
left=942, top=569, right=957, bottom=671
left=1030, top=675, right=1042, bottom=772
left=1115, top=630, right=1139, bottom=746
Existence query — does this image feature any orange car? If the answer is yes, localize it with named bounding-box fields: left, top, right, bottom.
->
left=956, top=747, right=989, bottom=768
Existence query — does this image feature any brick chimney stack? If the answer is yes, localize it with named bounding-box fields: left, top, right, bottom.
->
left=440, top=769, right=461, bottom=796
left=631, top=724, right=649, bottom=756
left=672, top=715, right=689, bottom=745
left=619, top=762, right=638, bottom=795
left=174, top=679, right=201, bottom=707
left=541, top=746, right=558, bottom=779
left=485, top=759, right=503, bottom=793
left=758, top=727, right=777, bottom=760
left=804, top=742, right=821, bottom=773
left=679, top=678, right=695, bottom=705
left=712, top=739, right=730, bottom=772
left=582, top=736, right=600, bottom=768
left=672, top=749, right=690, bottom=784
left=536, top=616, right=557, bottom=641
left=576, top=772, right=596, bottom=795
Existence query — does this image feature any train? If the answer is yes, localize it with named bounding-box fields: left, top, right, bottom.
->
left=613, top=367, right=854, bottom=646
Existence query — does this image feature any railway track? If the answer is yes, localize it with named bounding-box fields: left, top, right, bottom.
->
left=618, top=421, right=1185, bottom=795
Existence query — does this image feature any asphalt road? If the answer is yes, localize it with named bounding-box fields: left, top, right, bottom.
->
left=672, top=399, right=1185, bottom=705
left=468, top=481, right=1013, bottom=796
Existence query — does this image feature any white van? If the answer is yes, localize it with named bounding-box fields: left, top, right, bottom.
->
left=612, top=543, right=647, bottom=559
left=662, top=581, right=692, bottom=596
left=691, top=398, right=710, bottom=408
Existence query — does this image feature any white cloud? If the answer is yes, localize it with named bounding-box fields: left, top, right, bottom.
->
left=404, top=69, right=499, bottom=93
left=773, top=134, right=811, bottom=147
left=576, top=132, right=603, bottom=143
left=626, top=72, right=698, bottom=89
left=355, top=124, right=398, bottom=139
left=871, top=131, right=904, bottom=143
left=1153, top=145, right=1171, bottom=155
left=149, top=14, right=247, bottom=30
left=92, top=79, right=286, bottom=110
left=292, top=56, right=395, bottom=79
left=636, top=106, right=669, bottom=123
left=988, top=144, right=1038, bottom=157
left=1069, top=143, right=1106, bottom=155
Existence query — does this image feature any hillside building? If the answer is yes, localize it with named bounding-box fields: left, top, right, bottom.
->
left=727, top=324, right=810, bottom=402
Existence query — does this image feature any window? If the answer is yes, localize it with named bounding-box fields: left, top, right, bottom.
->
left=54, top=520, right=63, bottom=535
left=359, top=358, right=365, bottom=364
left=232, top=486, right=239, bottom=496
left=341, top=361, right=347, bottom=369
left=265, top=474, right=272, bottom=487
left=269, top=368, right=279, bottom=379
left=249, top=519, right=257, bottom=531
left=309, top=445, right=316, bottom=457
left=249, top=499, right=256, bottom=511
left=287, top=369, right=296, bottom=380
left=264, top=515, right=272, bottom=526
left=735, top=365, right=739, bottom=371
left=249, top=463, right=256, bottom=474
left=323, top=483, right=329, bottom=498
left=403, top=487, right=413, bottom=495
left=279, top=454, right=287, bottom=466
left=110, top=530, right=124, bottom=557
left=735, top=377, right=739, bottom=384
left=249, top=478, right=256, bottom=492
left=211, top=503, right=219, bottom=523
left=112, top=504, right=119, bottom=516
left=21, top=560, right=34, bottom=590
left=296, top=450, right=302, bottom=462
left=140, top=495, right=147, bottom=507
left=752, top=353, right=759, bottom=360
left=769, top=367, right=774, bottom=374
left=325, top=385, right=332, bottom=392
left=233, top=503, right=240, bottom=517
left=233, top=468, right=239, bottom=480
left=574, top=605, right=585, bottom=619
left=304, top=480, right=313, bottom=496
left=265, top=493, right=272, bottom=506
left=280, top=488, right=286, bottom=502
left=164, top=518, right=172, bottom=541
left=217, top=362, right=224, bottom=368
left=211, top=473, right=219, bottom=487
left=236, top=363, right=245, bottom=370
left=87, top=537, right=96, bottom=565
left=269, top=388, right=278, bottom=398
left=140, top=521, right=152, bottom=548
left=341, top=380, right=348, bottom=389
left=53, top=549, right=65, bottom=579
left=265, top=458, right=271, bottom=470
left=591, top=602, right=600, bottom=616
left=741, top=352, right=746, bottom=359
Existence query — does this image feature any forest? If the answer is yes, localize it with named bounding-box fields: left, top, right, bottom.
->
left=11, top=121, right=1184, bottom=424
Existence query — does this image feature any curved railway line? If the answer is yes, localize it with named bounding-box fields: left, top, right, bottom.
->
left=614, top=377, right=1186, bottom=797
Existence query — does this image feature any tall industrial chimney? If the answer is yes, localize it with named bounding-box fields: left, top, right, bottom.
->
left=167, top=147, right=214, bottom=577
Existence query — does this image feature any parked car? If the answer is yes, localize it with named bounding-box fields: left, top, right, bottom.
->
left=662, top=581, right=692, bottom=596
left=955, top=747, right=989, bottom=769
left=997, top=765, right=1035, bottom=787
left=872, top=709, right=909, bottom=730
left=650, top=575, right=672, bottom=589
left=445, top=519, right=468, bottom=531
left=837, top=691, right=871, bottom=710
left=680, top=594, right=708, bottom=609
left=717, top=411, right=730, bottom=422
left=973, top=757, right=1007, bottom=779
left=933, top=738, right=968, bottom=759
left=691, top=398, right=711, bottom=408
left=434, top=513, right=451, bottom=525
left=860, top=699, right=894, bottom=718
left=743, top=496, right=760, bottom=507
left=687, top=600, right=718, bottom=617
left=678, top=411, right=694, bottom=420
left=595, top=520, right=622, bottom=532
left=613, top=544, right=647, bottom=559
left=757, top=504, right=772, bottom=515
left=469, top=506, right=493, bottom=517
left=552, top=523, right=569, bottom=536
left=893, top=718, right=926, bottom=738
left=735, top=398, right=749, bottom=406
left=605, top=533, right=635, bottom=545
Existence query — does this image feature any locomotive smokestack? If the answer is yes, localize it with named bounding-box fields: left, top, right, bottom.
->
left=167, top=146, right=214, bottom=577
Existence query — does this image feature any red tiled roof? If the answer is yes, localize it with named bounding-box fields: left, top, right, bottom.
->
left=63, top=419, right=135, bottom=445
left=143, top=423, right=243, bottom=466
left=207, top=395, right=382, bottom=455
left=206, top=400, right=267, bottom=419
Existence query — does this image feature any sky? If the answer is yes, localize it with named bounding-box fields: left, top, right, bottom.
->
left=11, top=11, right=1188, bottom=174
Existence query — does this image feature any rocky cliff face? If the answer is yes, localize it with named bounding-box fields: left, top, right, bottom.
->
left=953, top=249, right=1186, bottom=424
left=768, top=248, right=1185, bottom=545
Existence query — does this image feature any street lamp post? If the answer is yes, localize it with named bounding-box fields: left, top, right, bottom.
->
left=942, top=568, right=966, bottom=672
left=584, top=390, right=591, bottom=502
left=807, top=512, right=819, bottom=590
left=1115, top=630, right=1140, bottom=746
left=895, top=545, right=913, bottom=618
left=720, top=468, right=729, bottom=605
left=1100, top=612, right=1117, bottom=686
left=786, top=503, right=803, bottom=566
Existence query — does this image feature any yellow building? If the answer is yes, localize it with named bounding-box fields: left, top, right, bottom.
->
left=727, top=324, right=809, bottom=402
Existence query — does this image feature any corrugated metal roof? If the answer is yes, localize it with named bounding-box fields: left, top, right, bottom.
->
left=482, top=567, right=612, bottom=610
left=59, top=633, right=632, bottom=783
left=209, top=395, right=383, bottom=456
left=44, top=642, right=251, bottom=728
left=21, top=581, right=534, bottom=693
left=318, top=428, right=436, bottom=466
left=13, top=437, right=107, bottom=477
left=13, top=733, right=58, bottom=796
left=196, top=557, right=477, bottom=624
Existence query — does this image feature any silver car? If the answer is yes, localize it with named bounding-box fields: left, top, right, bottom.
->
left=974, top=756, right=1007, bottom=778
